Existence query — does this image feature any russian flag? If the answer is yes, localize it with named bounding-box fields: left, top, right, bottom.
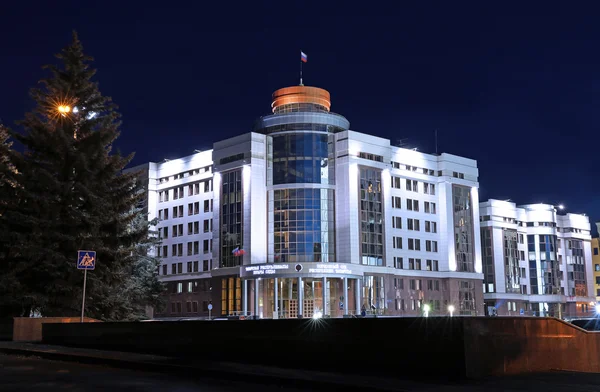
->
left=301, top=51, right=307, bottom=63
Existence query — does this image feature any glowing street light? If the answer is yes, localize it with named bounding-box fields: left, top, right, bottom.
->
left=448, top=305, right=455, bottom=317
left=57, top=105, right=71, bottom=114
left=423, top=304, right=430, bottom=318
left=595, top=304, right=600, bottom=315
left=557, top=204, right=565, bottom=210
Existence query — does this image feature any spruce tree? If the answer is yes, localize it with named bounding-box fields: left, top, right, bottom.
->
left=1, top=32, right=163, bottom=319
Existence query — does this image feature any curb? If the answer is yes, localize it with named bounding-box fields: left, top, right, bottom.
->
left=0, top=346, right=406, bottom=392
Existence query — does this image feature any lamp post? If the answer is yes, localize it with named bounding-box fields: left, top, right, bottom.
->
left=448, top=305, right=455, bottom=317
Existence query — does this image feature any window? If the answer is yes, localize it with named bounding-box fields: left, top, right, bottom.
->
left=423, top=183, right=435, bottom=195
left=163, top=227, right=169, bottom=239
left=204, top=219, right=211, bottom=233
left=194, top=221, right=199, bottom=234
left=595, top=248, right=599, bottom=256
left=415, top=259, right=421, bottom=269
left=359, top=168, right=383, bottom=266
left=406, top=199, right=418, bottom=211
left=393, top=237, right=403, bottom=249
left=204, top=240, right=210, bottom=253
left=391, top=176, right=401, bottom=189
left=203, top=259, right=210, bottom=271
left=162, top=245, right=167, bottom=257
left=406, top=179, right=418, bottom=192
left=194, top=241, right=199, bottom=255
left=407, top=218, right=419, bottom=231
left=188, top=222, right=193, bottom=235
left=426, top=259, right=439, bottom=271
left=187, top=243, right=193, bottom=256
left=358, top=152, right=383, bottom=162
left=162, top=265, right=167, bottom=275
left=392, top=196, right=402, bottom=209
left=204, top=200, right=210, bottom=213
left=171, top=264, right=176, bottom=274
left=177, top=262, right=183, bottom=274
left=394, top=257, right=403, bottom=269
left=177, top=282, right=183, bottom=293
left=204, top=180, right=211, bottom=193
left=426, top=240, right=438, bottom=252
left=193, top=302, right=198, bottom=312
left=392, top=216, right=402, bottom=229
left=595, top=264, right=600, bottom=272
left=425, top=221, right=437, bottom=233
left=408, top=258, right=415, bottom=269
left=453, top=185, right=474, bottom=273
left=193, top=261, right=199, bottom=272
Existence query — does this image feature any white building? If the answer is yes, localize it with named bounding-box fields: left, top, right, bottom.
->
left=136, top=85, right=484, bottom=318
left=479, top=200, right=595, bottom=318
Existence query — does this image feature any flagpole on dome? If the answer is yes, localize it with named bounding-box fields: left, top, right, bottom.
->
left=300, top=50, right=307, bottom=86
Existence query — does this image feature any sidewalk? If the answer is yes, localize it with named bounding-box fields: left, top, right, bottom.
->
left=0, top=341, right=422, bottom=391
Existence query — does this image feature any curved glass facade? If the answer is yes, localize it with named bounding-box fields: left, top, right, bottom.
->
left=272, top=133, right=333, bottom=185
left=270, top=188, right=335, bottom=263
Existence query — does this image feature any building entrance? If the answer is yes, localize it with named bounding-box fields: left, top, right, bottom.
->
left=246, top=277, right=361, bottom=319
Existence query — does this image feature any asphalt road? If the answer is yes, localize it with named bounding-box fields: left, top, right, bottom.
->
left=0, top=354, right=309, bottom=392
left=2, top=353, right=600, bottom=392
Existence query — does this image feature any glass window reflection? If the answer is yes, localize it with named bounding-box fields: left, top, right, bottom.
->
left=271, top=189, right=335, bottom=263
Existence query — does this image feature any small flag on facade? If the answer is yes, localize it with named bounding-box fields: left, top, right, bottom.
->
left=301, top=51, right=307, bottom=63
left=232, top=247, right=245, bottom=257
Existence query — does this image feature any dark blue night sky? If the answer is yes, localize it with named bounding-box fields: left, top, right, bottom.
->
left=2, top=2, right=598, bottom=229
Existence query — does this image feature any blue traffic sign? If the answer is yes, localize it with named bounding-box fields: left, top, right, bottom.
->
left=77, top=250, right=96, bottom=270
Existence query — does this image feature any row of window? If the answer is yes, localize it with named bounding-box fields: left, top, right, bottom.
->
left=391, top=197, right=437, bottom=214
left=159, top=166, right=212, bottom=184
left=158, top=201, right=213, bottom=220
left=395, top=299, right=443, bottom=312
left=158, top=181, right=213, bottom=203
left=393, top=278, right=444, bottom=291
left=392, top=237, right=439, bottom=252
left=392, top=217, right=438, bottom=233
left=159, top=220, right=213, bottom=239
left=162, top=260, right=213, bottom=276
left=393, top=257, right=439, bottom=271
left=390, top=177, right=436, bottom=195
left=390, top=161, right=435, bottom=176
left=157, top=240, right=212, bottom=258
left=170, top=301, right=211, bottom=314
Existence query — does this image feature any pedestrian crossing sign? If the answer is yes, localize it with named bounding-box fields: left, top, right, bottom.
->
left=77, top=250, right=96, bottom=270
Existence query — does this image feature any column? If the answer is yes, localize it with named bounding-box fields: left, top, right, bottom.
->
left=274, top=278, right=279, bottom=319
left=323, top=277, right=328, bottom=316
left=343, top=277, right=349, bottom=316
left=254, top=279, right=259, bottom=318
left=355, top=278, right=361, bottom=314
left=243, top=279, right=248, bottom=316
left=298, top=277, right=303, bottom=318
left=280, top=279, right=284, bottom=318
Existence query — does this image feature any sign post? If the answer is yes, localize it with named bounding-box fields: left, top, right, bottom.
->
left=77, top=250, right=96, bottom=323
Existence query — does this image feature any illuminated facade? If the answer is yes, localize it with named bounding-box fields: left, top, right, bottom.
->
left=140, top=85, right=485, bottom=318
left=592, top=223, right=600, bottom=302
left=479, top=200, right=596, bottom=318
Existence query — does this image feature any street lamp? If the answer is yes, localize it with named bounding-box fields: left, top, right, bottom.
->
left=57, top=105, right=71, bottom=114
left=448, top=305, right=455, bottom=317
left=423, top=304, right=430, bottom=318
